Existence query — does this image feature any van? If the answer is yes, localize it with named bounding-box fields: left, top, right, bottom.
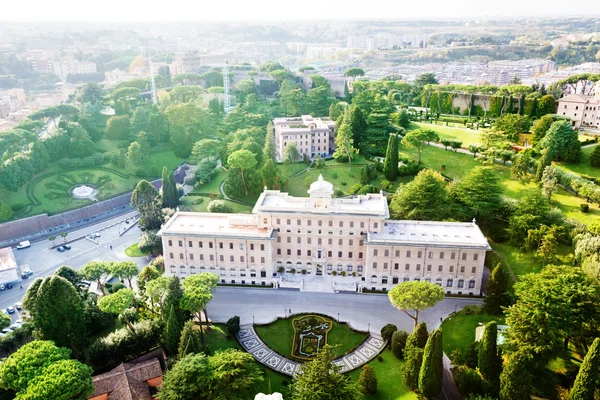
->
left=16, top=241, right=30, bottom=249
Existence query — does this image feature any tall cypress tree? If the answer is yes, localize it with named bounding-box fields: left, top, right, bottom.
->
left=168, top=169, right=178, bottom=206
left=478, top=321, right=502, bottom=395
left=484, top=264, right=512, bottom=314
left=499, top=351, right=532, bottom=400
left=383, top=133, right=399, bottom=181
left=570, top=337, right=600, bottom=400
left=161, top=167, right=174, bottom=208
left=414, top=322, right=429, bottom=348
left=164, top=304, right=182, bottom=356
left=263, top=122, right=277, bottom=162
left=402, top=333, right=424, bottom=391
left=178, top=320, right=201, bottom=358
left=418, top=328, right=443, bottom=399
left=535, top=149, right=552, bottom=183
left=163, top=277, right=189, bottom=355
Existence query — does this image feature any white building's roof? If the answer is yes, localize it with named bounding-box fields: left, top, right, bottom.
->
left=159, top=212, right=274, bottom=239
left=366, top=220, right=491, bottom=249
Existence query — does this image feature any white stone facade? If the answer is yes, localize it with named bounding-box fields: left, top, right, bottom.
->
left=557, top=93, right=600, bottom=130
left=159, top=176, right=491, bottom=295
left=273, top=115, right=335, bottom=161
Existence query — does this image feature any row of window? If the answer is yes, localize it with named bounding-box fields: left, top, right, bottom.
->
left=372, top=262, right=477, bottom=274
left=169, top=253, right=266, bottom=264
left=274, top=219, right=374, bottom=229
left=372, top=249, right=478, bottom=261
left=370, top=275, right=476, bottom=288
left=170, top=265, right=268, bottom=278
left=276, top=261, right=364, bottom=273
left=168, top=240, right=265, bottom=251
left=277, top=236, right=364, bottom=246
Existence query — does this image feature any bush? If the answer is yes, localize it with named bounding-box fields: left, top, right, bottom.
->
left=590, top=145, right=600, bottom=167
left=301, top=269, right=307, bottom=275
left=134, top=169, right=146, bottom=177
left=380, top=324, right=398, bottom=344
left=332, top=172, right=338, bottom=179
left=461, top=305, right=483, bottom=315
left=340, top=271, right=346, bottom=276
left=340, top=181, right=347, bottom=186
left=57, top=153, right=105, bottom=169
left=192, top=198, right=205, bottom=205
left=349, top=183, right=364, bottom=194
left=358, top=185, right=379, bottom=195
left=580, top=203, right=589, bottom=213
left=87, top=319, right=162, bottom=369
left=109, top=282, right=126, bottom=293
left=453, top=365, right=485, bottom=397
left=207, top=200, right=233, bottom=213
left=10, top=203, right=25, bottom=213
left=138, top=231, right=162, bottom=254
left=380, top=180, right=394, bottom=192
left=358, top=364, right=378, bottom=394
left=333, top=189, right=345, bottom=198
left=277, top=267, right=284, bottom=273
left=391, top=330, right=409, bottom=359
left=332, top=271, right=337, bottom=276
left=226, top=316, right=240, bottom=337
left=290, top=268, right=296, bottom=274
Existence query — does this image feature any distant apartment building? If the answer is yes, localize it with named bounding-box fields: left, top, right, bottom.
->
left=53, top=58, right=97, bottom=79
left=487, top=59, right=555, bottom=84
left=306, top=45, right=339, bottom=59
left=0, top=88, right=27, bottom=114
left=25, top=50, right=55, bottom=74
left=170, top=51, right=235, bottom=75
left=300, top=71, right=348, bottom=98
left=557, top=88, right=600, bottom=130
left=272, top=115, right=336, bottom=161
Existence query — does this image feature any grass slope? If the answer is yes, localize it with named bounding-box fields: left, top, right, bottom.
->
left=413, top=122, right=483, bottom=146
left=441, top=310, right=505, bottom=358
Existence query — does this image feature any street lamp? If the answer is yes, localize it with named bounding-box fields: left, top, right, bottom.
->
left=253, top=315, right=255, bottom=325
left=368, top=323, right=370, bottom=333
left=337, top=313, right=340, bottom=322
left=454, top=304, right=457, bottom=314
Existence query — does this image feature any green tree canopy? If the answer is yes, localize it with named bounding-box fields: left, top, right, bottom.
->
left=390, top=169, right=449, bottom=221
left=19, top=359, right=94, bottom=400
left=483, top=264, right=512, bottom=315
left=388, top=281, right=445, bottom=327
left=109, top=261, right=139, bottom=288
left=452, top=166, right=503, bottom=221
left=418, top=328, right=443, bottom=398
left=570, top=337, right=600, bottom=400
left=98, top=288, right=137, bottom=331
left=401, top=128, right=439, bottom=165
left=227, top=149, right=258, bottom=196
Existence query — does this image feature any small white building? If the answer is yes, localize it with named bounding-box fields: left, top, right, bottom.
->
left=272, top=115, right=335, bottom=161
left=557, top=93, right=599, bottom=130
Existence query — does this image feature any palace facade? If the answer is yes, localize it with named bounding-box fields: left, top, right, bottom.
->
left=159, top=176, right=491, bottom=294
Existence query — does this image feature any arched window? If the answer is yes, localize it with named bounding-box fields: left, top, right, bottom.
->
left=458, top=279, right=464, bottom=288
left=382, top=276, right=388, bottom=284
left=219, top=267, right=226, bottom=276
left=371, top=275, right=378, bottom=283
left=230, top=268, right=236, bottom=276
left=468, top=280, right=476, bottom=289
left=446, top=279, right=453, bottom=288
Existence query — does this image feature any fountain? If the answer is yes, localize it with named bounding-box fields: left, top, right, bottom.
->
left=71, top=185, right=98, bottom=200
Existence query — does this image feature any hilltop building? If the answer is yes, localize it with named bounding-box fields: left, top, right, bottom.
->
left=159, top=176, right=490, bottom=294
left=557, top=82, right=600, bottom=129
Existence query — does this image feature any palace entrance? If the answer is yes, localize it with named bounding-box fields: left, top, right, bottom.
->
left=316, top=264, right=323, bottom=276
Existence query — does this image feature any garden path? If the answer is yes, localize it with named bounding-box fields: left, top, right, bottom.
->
left=237, top=323, right=386, bottom=377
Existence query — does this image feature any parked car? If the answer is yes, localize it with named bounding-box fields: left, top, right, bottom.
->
left=1, top=328, right=10, bottom=334
left=63, top=244, right=71, bottom=250
left=6, top=283, right=13, bottom=289
left=14, top=302, right=22, bottom=310
left=16, top=241, right=30, bottom=249
left=56, top=246, right=66, bottom=252
left=6, top=307, right=15, bottom=314
left=0, top=285, right=5, bottom=291
left=9, top=324, right=20, bottom=330
left=21, top=270, right=33, bottom=279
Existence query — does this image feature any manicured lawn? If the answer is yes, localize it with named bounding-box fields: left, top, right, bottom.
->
left=190, top=169, right=227, bottom=195
left=348, top=349, right=417, bottom=400
left=124, top=243, right=148, bottom=257
left=413, top=122, right=483, bottom=146
left=491, top=241, right=573, bottom=277
left=179, top=196, right=253, bottom=213
left=441, top=310, right=505, bottom=359
left=556, top=144, right=600, bottom=177
left=254, top=314, right=368, bottom=361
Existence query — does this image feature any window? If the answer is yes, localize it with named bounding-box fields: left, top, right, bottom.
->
left=318, top=220, right=322, bottom=226
left=250, top=256, right=255, bottom=263
left=240, top=244, right=244, bottom=250
left=373, top=249, right=378, bottom=256
left=359, top=240, right=364, bottom=246
left=360, top=222, right=365, bottom=228
left=374, top=223, right=378, bottom=229
left=220, top=268, right=226, bottom=276
left=403, top=277, right=409, bottom=282
left=373, top=262, right=378, bottom=269
left=287, top=249, right=291, bottom=256
left=199, top=241, right=203, bottom=248
left=286, top=219, right=291, bottom=225
left=188, top=241, right=192, bottom=247
left=438, top=265, right=443, bottom=272
left=190, top=254, right=194, bottom=260
left=449, top=265, right=454, bottom=272
left=297, top=219, right=301, bottom=226
left=428, top=251, right=433, bottom=258
left=394, top=263, right=399, bottom=270
left=261, top=257, right=265, bottom=263
left=350, top=222, right=354, bottom=228
left=240, top=256, right=244, bottom=262
left=169, top=252, right=174, bottom=259
left=393, top=277, right=399, bottom=284
left=371, top=275, right=377, bottom=283
left=406, top=251, right=411, bottom=258
left=219, top=242, right=223, bottom=249
left=287, top=237, right=291, bottom=243
left=462, top=253, right=467, bottom=260
left=349, top=239, right=353, bottom=246
left=405, top=263, right=410, bottom=270
left=383, top=263, right=388, bottom=269
left=297, top=250, right=302, bottom=256
left=427, top=265, right=432, bottom=271
left=339, top=239, right=343, bottom=245
left=358, top=252, right=363, bottom=258
left=417, top=251, right=422, bottom=258
left=277, top=237, right=281, bottom=243
left=250, top=244, right=254, bottom=250
left=460, top=266, right=465, bottom=273
left=439, top=252, right=444, bottom=259
left=318, top=238, right=322, bottom=245
left=358, top=265, right=363, bottom=272
left=276, top=218, right=281, bottom=224
left=277, top=249, right=281, bottom=255
left=200, top=254, right=204, bottom=260
left=447, top=279, right=453, bottom=287
left=308, top=220, right=311, bottom=226
left=382, top=276, right=388, bottom=284
left=178, top=240, right=183, bottom=247
left=458, top=279, right=464, bottom=288
left=180, top=253, right=184, bottom=260
left=349, top=252, right=353, bottom=258
left=469, top=280, right=476, bottom=289
left=168, top=240, right=172, bottom=246
left=384, top=250, right=389, bottom=257
left=328, top=238, right=333, bottom=245
left=473, top=253, right=479, bottom=261
left=329, top=221, right=333, bottom=227
left=297, top=237, right=301, bottom=244
left=472, top=266, right=477, bottom=273
left=416, top=264, right=421, bottom=271
left=328, top=251, right=332, bottom=257
left=347, top=265, right=353, bottom=272
left=261, top=270, right=266, bottom=278
left=451, top=252, right=455, bottom=259
left=230, top=268, right=237, bottom=276
left=209, top=255, right=214, bottom=261
left=395, top=250, right=400, bottom=257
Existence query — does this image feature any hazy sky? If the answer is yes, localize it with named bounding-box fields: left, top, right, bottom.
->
left=3, top=0, right=598, bottom=21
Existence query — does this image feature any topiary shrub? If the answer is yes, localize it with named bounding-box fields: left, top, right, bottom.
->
left=109, top=282, right=126, bottom=293
left=277, top=267, right=284, bottom=273
left=207, top=200, right=233, bottom=213
left=453, top=365, right=485, bottom=397
left=358, top=364, right=378, bottom=394
left=581, top=203, right=589, bottom=213
left=10, top=204, right=25, bottom=213
left=380, top=180, right=394, bottom=192
left=226, top=316, right=240, bottom=337
left=391, top=330, right=409, bottom=359
left=301, top=269, right=307, bottom=275
left=380, top=324, right=398, bottom=344
left=340, top=271, right=346, bottom=276
left=332, top=271, right=337, bottom=276
left=290, top=268, right=296, bottom=274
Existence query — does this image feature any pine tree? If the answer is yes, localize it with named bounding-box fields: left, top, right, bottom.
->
left=402, top=334, right=424, bottom=391
left=499, top=351, right=532, bottom=400
left=348, top=106, right=367, bottom=148
left=478, top=322, right=502, bottom=395
left=419, top=328, right=443, bottom=399
left=163, top=277, right=189, bottom=355
left=263, top=122, right=277, bottom=162
left=164, top=304, right=182, bottom=356
left=383, top=133, right=399, bottom=181
left=570, top=337, right=600, bottom=400
left=344, top=81, right=351, bottom=103
left=414, top=322, right=429, bottom=348
left=358, top=364, right=377, bottom=394
left=535, top=149, right=552, bottom=183
left=169, top=169, right=178, bottom=206
left=483, top=264, right=512, bottom=315
left=178, top=320, right=201, bottom=358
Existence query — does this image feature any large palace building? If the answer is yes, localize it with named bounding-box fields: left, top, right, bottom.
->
left=159, top=176, right=491, bottom=295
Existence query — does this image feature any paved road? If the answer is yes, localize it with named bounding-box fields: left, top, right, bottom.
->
left=208, top=287, right=482, bottom=333
left=3, top=211, right=147, bottom=321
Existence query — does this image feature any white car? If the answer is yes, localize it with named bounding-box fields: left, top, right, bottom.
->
left=16, top=241, right=30, bottom=249
left=14, top=302, right=22, bottom=310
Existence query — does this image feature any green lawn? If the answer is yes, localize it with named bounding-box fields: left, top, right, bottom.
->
left=413, top=122, right=483, bottom=146
left=190, top=169, right=227, bottom=195
left=441, top=310, right=505, bottom=360
left=124, top=243, right=148, bottom=257
left=179, top=196, right=253, bottom=213
left=491, top=241, right=573, bottom=277
left=348, top=349, right=417, bottom=400
left=555, top=144, right=600, bottom=177
left=254, top=314, right=368, bottom=361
